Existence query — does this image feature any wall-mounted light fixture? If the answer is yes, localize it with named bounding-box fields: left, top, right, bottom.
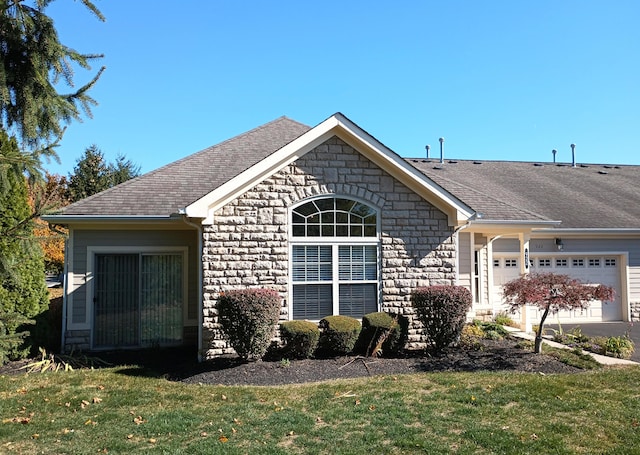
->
left=555, top=238, right=564, bottom=251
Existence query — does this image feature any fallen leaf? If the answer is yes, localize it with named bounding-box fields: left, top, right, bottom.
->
left=92, top=397, right=103, bottom=404
left=126, top=434, right=133, bottom=440
left=221, top=395, right=227, bottom=401
left=218, top=435, right=228, bottom=443
left=316, top=417, right=323, bottom=423
left=133, top=416, right=145, bottom=425
left=287, top=431, right=294, bottom=436
left=368, top=405, right=376, bottom=411
left=65, top=402, right=70, bottom=407
left=354, top=400, right=361, bottom=406
left=201, top=432, right=208, bottom=437
left=62, top=428, right=71, bottom=434
left=84, top=419, right=96, bottom=425
left=232, top=427, right=237, bottom=434
left=149, top=438, right=157, bottom=444
left=233, top=418, right=242, bottom=425
left=531, top=433, right=539, bottom=440
left=31, top=434, right=39, bottom=439
left=97, top=385, right=105, bottom=391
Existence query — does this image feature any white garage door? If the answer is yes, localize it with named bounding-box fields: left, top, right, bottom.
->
left=492, top=255, right=622, bottom=322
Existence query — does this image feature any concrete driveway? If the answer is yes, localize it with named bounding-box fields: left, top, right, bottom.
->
left=546, top=322, right=640, bottom=363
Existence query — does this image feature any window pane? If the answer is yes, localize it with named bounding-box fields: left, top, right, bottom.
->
left=339, top=284, right=377, bottom=318
left=292, top=245, right=332, bottom=282
left=295, top=201, right=317, bottom=217
left=140, top=254, right=183, bottom=345
left=293, top=284, right=332, bottom=319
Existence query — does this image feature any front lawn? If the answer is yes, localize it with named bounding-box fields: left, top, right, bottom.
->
left=1, top=366, right=639, bottom=454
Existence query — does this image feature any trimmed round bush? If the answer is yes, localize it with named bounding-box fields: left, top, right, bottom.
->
left=217, top=289, right=282, bottom=361
left=318, top=315, right=361, bottom=356
left=411, top=285, right=473, bottom=353
left=355, top=312, right=408, bottom=357
left=279, top=320, right=320, bottom=359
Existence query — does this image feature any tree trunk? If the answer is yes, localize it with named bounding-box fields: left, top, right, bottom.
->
left=535, top=306, right=551, bottom=354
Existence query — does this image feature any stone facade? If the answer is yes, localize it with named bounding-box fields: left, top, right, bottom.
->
left=201, top=136, right=456, bottom=358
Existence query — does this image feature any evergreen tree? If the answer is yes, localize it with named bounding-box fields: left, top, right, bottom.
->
left=109, top=153, right=141, bottom=186
left=0, top=132, right=48, bottom=361
left=67, top=146, right=140, bottom=202
left=0, top=0, right=105, bottom=151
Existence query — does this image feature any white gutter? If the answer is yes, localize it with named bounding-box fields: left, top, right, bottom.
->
left=534, top=228, right=640, bottom=236
left=182, top=215, right=204, bottom=362
left=42, top=215, right=179, bottom=223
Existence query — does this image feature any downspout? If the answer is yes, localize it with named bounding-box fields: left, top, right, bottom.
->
left=182, top=215, right=204, bottom=362
left=60, top=234, right=69, bottom=353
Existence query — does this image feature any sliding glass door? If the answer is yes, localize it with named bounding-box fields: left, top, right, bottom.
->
left=93, top=253, right=183, bottom=348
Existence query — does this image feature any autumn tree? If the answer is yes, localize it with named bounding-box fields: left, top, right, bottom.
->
left=31, top=173, right=68, bottom=273
left=502, top=272, right=615, bottom=353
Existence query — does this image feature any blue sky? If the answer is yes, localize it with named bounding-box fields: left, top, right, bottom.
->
left=45, top=0, right=640, bottom=176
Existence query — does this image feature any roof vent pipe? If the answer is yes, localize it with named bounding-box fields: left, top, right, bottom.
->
left=439, top=137, right=444, bottom=164
left=425, top=144, right=430, bottom=159
left=570, top=143, right=576, bottom=167
left=552, top=149, right=557, bottom=163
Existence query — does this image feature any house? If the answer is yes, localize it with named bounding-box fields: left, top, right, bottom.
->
left=43, top=113, right=640, bottom=359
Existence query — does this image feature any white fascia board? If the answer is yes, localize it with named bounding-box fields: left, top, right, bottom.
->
left=465, top=220, right=561, bottom=235
left=184, top=116, right=341, bottom=223
left=42, top=215, right=178, bottom=223
left=533, top=228, right=640, bottom=238
left=331, top=114, right=474, bottom=224
left=185, top=113, right=474, bottom=226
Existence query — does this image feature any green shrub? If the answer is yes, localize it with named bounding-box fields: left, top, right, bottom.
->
left=355, top=312, right=408, bottom=357
left=411, top=285, right=473, bottom=353
left=217, top=289, right=282, bottom=361
left=279, top=320, right=320, bottom=359
left=494, top=311, right=519, bottom=328
left=318, top=315, right=361, bottom=356
left=0, top=310, right=32, bottom=364
left=602, top=335, right=635, bottom=359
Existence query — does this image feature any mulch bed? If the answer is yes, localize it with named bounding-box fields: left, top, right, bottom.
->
left=0, top=337, right=584, bottom=386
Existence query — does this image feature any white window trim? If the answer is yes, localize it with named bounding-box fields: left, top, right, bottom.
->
left=288, top=196, right=381, bottom=321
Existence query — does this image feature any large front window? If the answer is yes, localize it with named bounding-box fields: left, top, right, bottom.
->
left=291, top=197, right=379, bottom=319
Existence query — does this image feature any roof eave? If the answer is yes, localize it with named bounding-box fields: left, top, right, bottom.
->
left=42, top=214, right=184, bottom=226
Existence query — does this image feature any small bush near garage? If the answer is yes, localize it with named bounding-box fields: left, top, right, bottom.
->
left=412, top=285, right=473, bottom=353
left=355, top=312, right=408, bottom=357
left=493, top=311, right=519, bottom=328
left=459, top=320, right=510, bottom=350
left=318, top=315, right=361, bottom=357
left=217, top=289, right=282, bottom=361
left=595, top=335, right=635, bottom=359
left=279, top=320, right=320, bottom=359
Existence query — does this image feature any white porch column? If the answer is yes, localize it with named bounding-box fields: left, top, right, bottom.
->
left=518, top=232, right=532, bottom=332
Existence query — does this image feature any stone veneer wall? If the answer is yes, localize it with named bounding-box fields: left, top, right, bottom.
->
left=201, top=137, right=456, bottom=358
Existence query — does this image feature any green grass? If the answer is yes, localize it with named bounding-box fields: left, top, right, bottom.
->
left=2, top=366, right=640, bottom=454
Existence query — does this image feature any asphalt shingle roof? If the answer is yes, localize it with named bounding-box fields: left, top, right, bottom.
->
left=408, top=159, right=640, bottom=228
left=61, top=116, right=311, bottom=216
left=59, top=115, right=640, bottom=229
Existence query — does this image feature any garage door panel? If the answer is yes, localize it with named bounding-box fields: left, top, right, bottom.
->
left=493, top=255, right=622, bottom=323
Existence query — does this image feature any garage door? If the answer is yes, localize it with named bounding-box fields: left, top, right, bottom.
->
left=492, top=255, right=622, bottom=322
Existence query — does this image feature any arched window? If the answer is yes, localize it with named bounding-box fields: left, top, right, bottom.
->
left=290, top=196, right=380, bottom=319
